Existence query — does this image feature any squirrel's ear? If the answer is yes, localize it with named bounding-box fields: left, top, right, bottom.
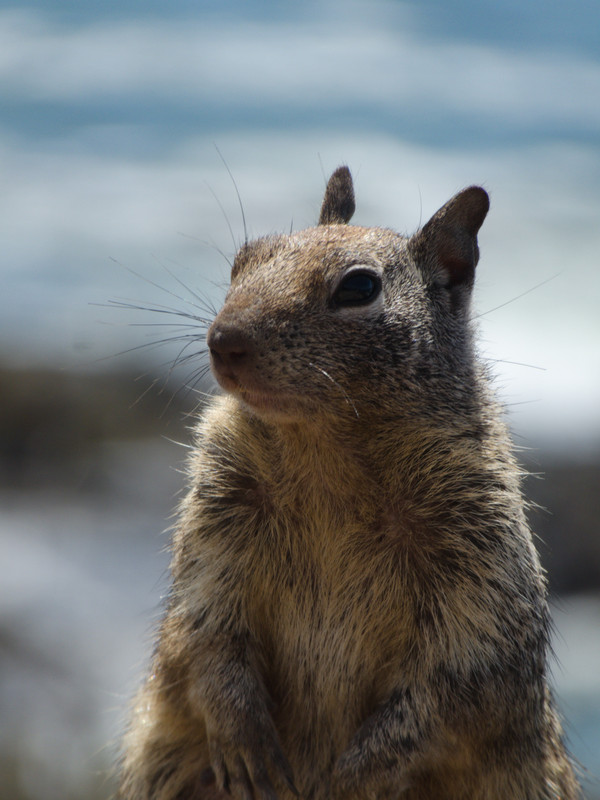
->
left=410, top=186, right=489, bottom=289
left=318, top=166, right=355, bottom=225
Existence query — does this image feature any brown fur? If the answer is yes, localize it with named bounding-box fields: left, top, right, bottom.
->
left=118, top=167, right=580, bottom=799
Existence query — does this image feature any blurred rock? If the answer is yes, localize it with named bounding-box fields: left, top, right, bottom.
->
left=524, top=455, right=600, bottom=594
left=0, top=366, right=198, bottom=490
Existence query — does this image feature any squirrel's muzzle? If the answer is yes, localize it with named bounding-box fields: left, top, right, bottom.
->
left=207, top=320, right=255, bottom=387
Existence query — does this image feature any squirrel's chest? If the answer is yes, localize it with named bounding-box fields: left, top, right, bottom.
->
left=243, top=496, right=416, bottom=681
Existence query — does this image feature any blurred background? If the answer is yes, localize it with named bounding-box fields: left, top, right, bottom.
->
left=1, top=0, right=599, bottom=797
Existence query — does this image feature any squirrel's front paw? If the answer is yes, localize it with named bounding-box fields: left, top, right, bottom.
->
left=206, top=725, right=298, bottom=800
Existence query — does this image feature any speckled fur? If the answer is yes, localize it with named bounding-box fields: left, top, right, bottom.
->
left=118, top=168, right=580, bottom=800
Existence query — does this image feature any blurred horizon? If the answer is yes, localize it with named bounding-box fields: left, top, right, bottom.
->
left=1, top=0, right=599, bottom=454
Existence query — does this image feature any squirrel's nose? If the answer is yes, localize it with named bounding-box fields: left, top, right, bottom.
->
left=207, top=322, right=254, bottom=376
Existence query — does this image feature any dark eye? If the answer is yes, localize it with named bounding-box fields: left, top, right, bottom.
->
left=332, top=270, right=382, bottom=307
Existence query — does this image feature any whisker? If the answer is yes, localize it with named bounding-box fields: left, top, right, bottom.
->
left=150, top=255, right=220, bottom=317
left=505, top=399, right=542, bottom=407
left=122, top=323, right=207, bottom=334
left=167, top=340, right=202, bottom=378
left=86, top=330, right=207, bottom=367
left=127, top=375, right=163, bottom=409
left=97, top=299, right=212, bottom=327
left=170, top=350, right=210, bottom=371
left=487, top=358, right=546, bottom=372
left=309, top=362, right=359, bottom=418
left=214, top=144, right=248, bottom=244
left=182, top=365, right=213, bottom=394
left=205, top=180, right=238, bottom=253
left=475, top=274, right=560, bottom=319
left=168, top=364, right=215, bottom=411
left=108, top=257, right=219, bottom=319
left=176, top=230, right=233, bottom=272
left=88, top=259, right=223, bottom=419
left=108, top=258, right=195, bottom=306
left=317, top=153, right=326, bottom=184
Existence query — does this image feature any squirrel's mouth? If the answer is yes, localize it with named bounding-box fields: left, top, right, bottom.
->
left=238, top=380, right=305, bottom=416
left=215, top=373, right=309, bottom=421
left=238, top=387, right=295, bottom=414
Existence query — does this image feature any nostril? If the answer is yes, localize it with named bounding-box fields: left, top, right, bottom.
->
left=209, top=347, right=225, bottom=366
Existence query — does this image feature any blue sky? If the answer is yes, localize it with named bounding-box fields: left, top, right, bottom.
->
left=1, top=0, right=599, bottom=451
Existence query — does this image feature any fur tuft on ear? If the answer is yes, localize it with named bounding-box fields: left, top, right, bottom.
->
left=318, top=166, right=355, bottom=225
left=412, top=186, right=489, bottom=288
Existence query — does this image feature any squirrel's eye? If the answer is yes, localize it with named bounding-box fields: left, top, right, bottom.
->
left=332, top=270, right=382, bottom=307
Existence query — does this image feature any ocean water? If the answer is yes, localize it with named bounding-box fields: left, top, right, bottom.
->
left=0, top=438, right=598, bottom=799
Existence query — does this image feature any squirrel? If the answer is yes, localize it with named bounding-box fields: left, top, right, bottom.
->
left=118, top=167, right=580, bottom=800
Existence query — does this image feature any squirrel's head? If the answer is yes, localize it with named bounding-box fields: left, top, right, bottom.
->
left=207, top=167, right=489, bottom=425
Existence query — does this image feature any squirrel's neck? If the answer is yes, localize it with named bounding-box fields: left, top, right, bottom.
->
left=258, top=388, right=516, bottom=511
